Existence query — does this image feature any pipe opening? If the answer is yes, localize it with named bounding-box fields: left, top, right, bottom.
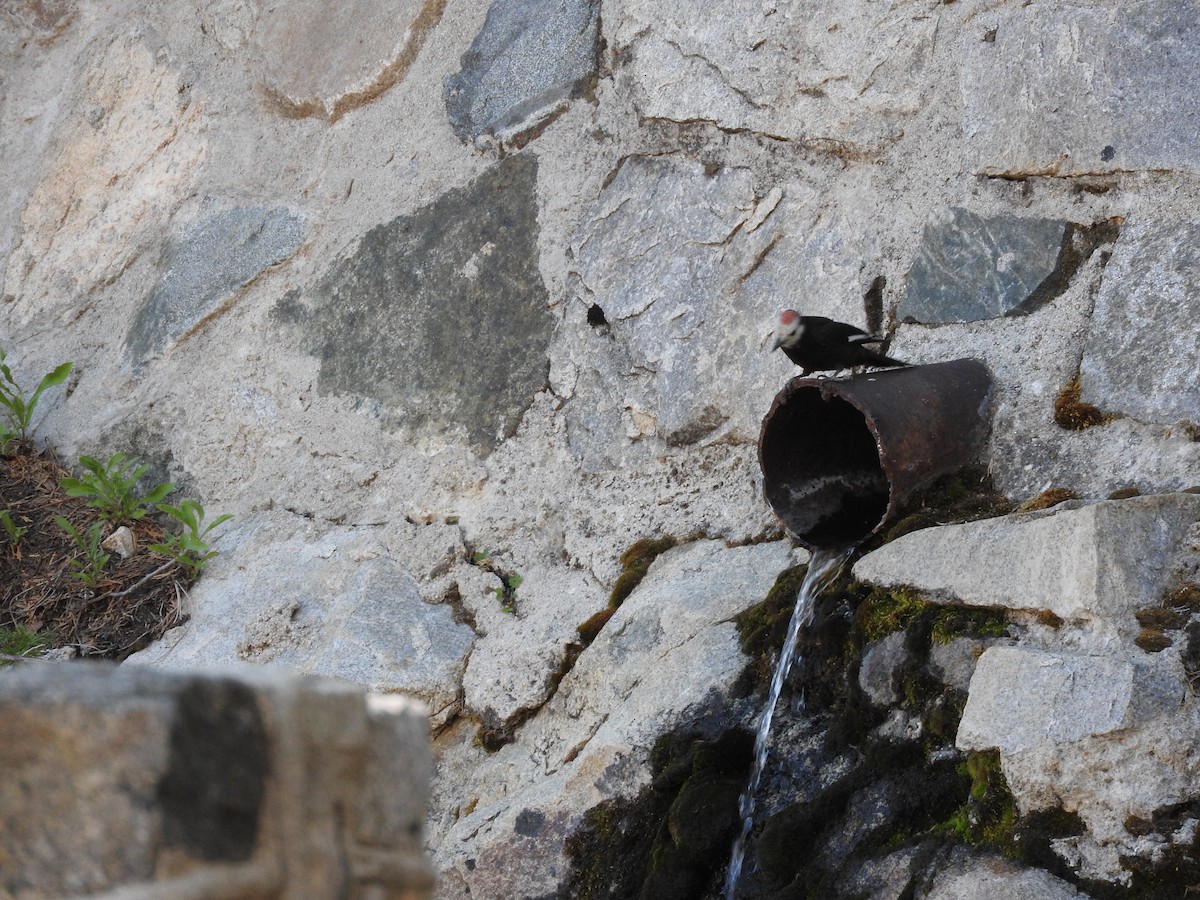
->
left=759, top=359, right=994, bottom=551
left=760, top=391, right=889, bottom=548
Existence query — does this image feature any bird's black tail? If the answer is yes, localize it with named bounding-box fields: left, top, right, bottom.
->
left=860, top=348, right=908, bottom=369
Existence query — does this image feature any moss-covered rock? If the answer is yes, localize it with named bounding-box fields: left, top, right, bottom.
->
left=561, top=727, right=752, bottom=900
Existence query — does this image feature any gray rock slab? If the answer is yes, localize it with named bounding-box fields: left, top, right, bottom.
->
left=957, top=646, right=1186, bottom=755
left=125, top=204, right=305, bottom=368
left=273, top=155, right=553, bottom=452
left=255, top=0, right=446, bottom=121
left=853, top=494, right=1200, bottom=632
left=127, top=512, right=474, bottom=723
left=444, top=0, right=600, bottom=146
left=929, top=636, right=1003, bottom=694
left=901, top=208, right=1069, bottom=324
left=1080, top=219, right=1200, bottom=425
left=960, top=0, right=1200, bottom=176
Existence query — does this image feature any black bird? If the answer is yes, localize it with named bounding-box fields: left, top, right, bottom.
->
left=766, top=309, right=907, bottom=376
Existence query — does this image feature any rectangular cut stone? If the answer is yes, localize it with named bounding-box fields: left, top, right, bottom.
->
left=960, top=1, right=1200, bottom=175
left=853, top=495, right=1200, bottom=630
left=957, top=647, right=1185, bottom=754
left=1080, top=219, right=1200, bottom=425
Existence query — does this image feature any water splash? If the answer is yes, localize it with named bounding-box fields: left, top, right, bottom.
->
left=724, top=547, right=851, bottom=900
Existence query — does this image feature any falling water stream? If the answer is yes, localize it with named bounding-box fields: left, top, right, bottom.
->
left=723, top=546, right=852, bottom=900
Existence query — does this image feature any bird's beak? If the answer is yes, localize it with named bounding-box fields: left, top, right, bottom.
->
left=761, top=331, right=782, bottom=352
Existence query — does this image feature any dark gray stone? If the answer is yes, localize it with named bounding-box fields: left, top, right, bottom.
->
left=126, top=204, right=306, bottom=368
left=961, top=0, right=1200, bottom=176
left=1080, top=219, right=1200, bottom=425
left=902, top=208, right=1069, bottom=324
left=274, top=155, right=553, bottom=451
left=444, top=0, right=600, bottom=146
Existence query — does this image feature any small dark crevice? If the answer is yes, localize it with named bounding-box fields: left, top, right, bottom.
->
left=863, top=275, right=886, bottom=335
left=587, top=303, right=608, bottom=328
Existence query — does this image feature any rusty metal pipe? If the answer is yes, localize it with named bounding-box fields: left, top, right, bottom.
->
left=758, top=359, right=994, bottom=550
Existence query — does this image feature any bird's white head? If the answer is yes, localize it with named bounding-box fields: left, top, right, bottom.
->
left=766, top=309, right=804, bottom=351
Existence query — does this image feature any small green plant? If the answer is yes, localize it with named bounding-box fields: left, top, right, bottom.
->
left=0, top=509, right=28, bottom=547
left=493, top=573, right=521, bottom=614
left=0, top=626, right=48, bottom=665
left=0, top=347, right=72, bottom=452
left=61, top=453, right=173, bottom=523
left=472, top=548, right=491, bottom=563
left=149, top=499, right=232, bottom=580
left=54, top=516, right=111, bottom=588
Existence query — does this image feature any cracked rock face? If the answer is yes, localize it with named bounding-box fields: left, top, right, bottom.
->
left=430, top=539, right=794, bottom=898
left=960, top=0, right=1200, bottom=176
left=565, top=156, right=786, bottom=465
left=609, top=0, right=935, bottom=146
left=127, top=512, right=476, bottom=727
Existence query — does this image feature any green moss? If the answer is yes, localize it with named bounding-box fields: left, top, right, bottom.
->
left=561, top=728, right=752, bottom=900
left=0, top=626, right=47, bottom=665
left=855, top=586, right=929, bottom=644
left=576, top=607, right=616, bottom=645
left=573, top=536, right=679, bottom=653
left=930, top=606, right=1009, bottom=645
left=880, top=467, right=1015, bottom=545
left=1135, top=628, right=1172, bottom=653
left=936, top=750, right=1019, bottom=852
left=1166, top=582, right=1200, bottom=612
left=734, top=563, right=808, bottom=681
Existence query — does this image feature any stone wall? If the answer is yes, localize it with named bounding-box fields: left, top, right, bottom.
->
left=2, top=0, right=1200, bottom=896
left=0, top=663, right=433, bottom=898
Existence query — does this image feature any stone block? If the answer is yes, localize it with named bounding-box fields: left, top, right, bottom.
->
left=960, top=1, right=1200, bottom=176
left=956, top=646, right=1185, bottom=755
left=853, top=494, right=1200, bottom=632
left=0, top=663, right=433, bottom=899
left=1080, top=219, right=1200, bottom=425
left=444, top=0, right=600, bottom=146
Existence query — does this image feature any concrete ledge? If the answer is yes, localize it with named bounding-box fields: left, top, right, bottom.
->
left=0, top=662, right=433, bottom=899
